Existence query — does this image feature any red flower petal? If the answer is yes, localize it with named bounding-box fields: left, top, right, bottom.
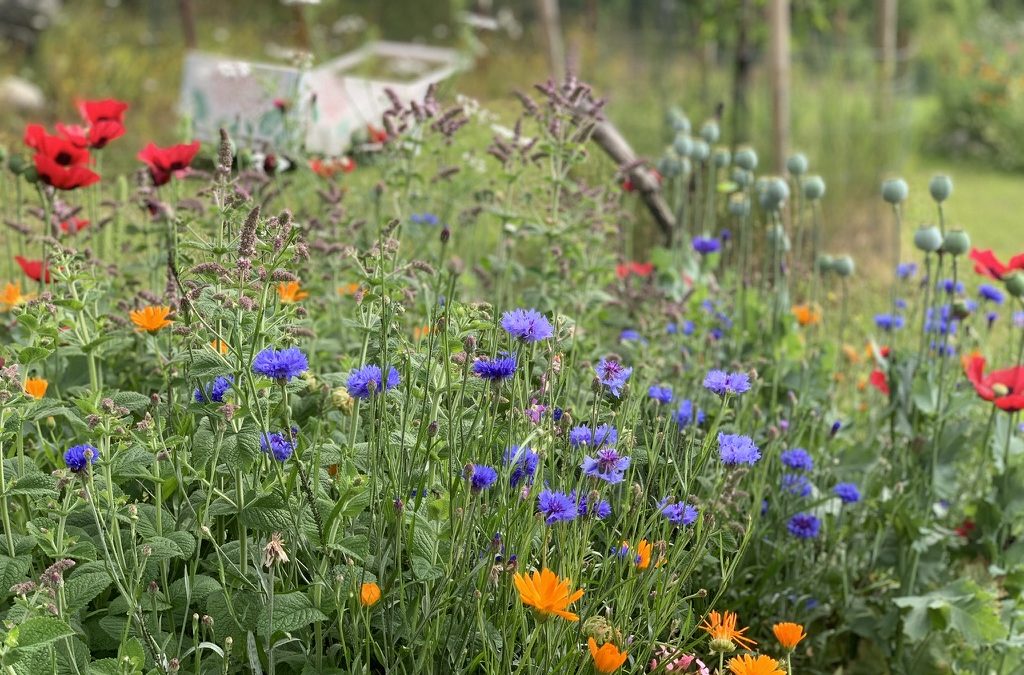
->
left=33, top=154, right=100, bottom=190
left=15, top=256, right=51, bottom=283
left=869, top=369, right=890, bottom=396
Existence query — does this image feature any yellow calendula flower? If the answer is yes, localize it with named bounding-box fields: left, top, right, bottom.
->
left=277, top=281, right=309, bottom=304
left=513, top=568, right=584, bottom=622
left=130, top=306, right=173, bottom=333
left=24, top=378, right=48, bottom=400
left=413, top=325, right=431, bottom=341
left=337, top=283, right=361, bottom=296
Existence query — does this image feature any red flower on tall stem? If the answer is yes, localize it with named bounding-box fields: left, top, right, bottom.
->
left=15, top=256, right=51, bottom=283
left=34, top=155, right=100, bottom=190
left=615, top=261, right=654, bottom=279
left=869, top=369, right=890, bottom=396
left=969, top=248, right=1024, bottom=280
left=137, top=141, right=200, bottom=186
left=964, top=355, right=1024, bottom=412
left=87, top=120, right=125, bottom=149
left=24, top=124, right=91, bottom=167
left=56, top=123, right=90, bottom=148
left=60, top=218, right=90, bottom=234
left=78, top=99, right=129, bottom=125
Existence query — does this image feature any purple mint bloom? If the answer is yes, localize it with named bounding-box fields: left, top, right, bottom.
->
left=194, top=375, right=233, bottom=404
left=581, top=448, right=631, bottom=484
left=896, top=262, right=917, bottom=279
left=504, top=446, right=539, bottom=487
left=260, top=430, right=295, bottom=462
left=347, top=364, right=401, bottom=398
left=834, top=482, right=861, bottom=504
left=64, top=443, right=99, bottom=472
left=648, top=385, right=673, bottom=404
left=718, top=433, right=761, bottom=466
left=787, top=512, right=821, bottom=539
left=501, top=308, right=554, bottom=342
left=781, top=473, right=812, bottom=497
left=595, top=358, right=632, bottom=398
left=693, top=236, right=721, bottom=255
left=469, top=465, right=498, bottom=492
left=252, top=347, right=308, bottom=382
left=674, top=399, right=705, bottom=429
left=473, top=353, right=517, bottom=381
left=660, top=499, right=698, bottom=526
left=979, top=284, right=1004, bottom=304
left=537, top=489, right=577, bottom=524
left=524, top=400, right=546, bottom=424
left=780, top=448, right=813, bottom=471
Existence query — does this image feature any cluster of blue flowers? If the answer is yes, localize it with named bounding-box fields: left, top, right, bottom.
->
left=666, top=320, right=695, bottom=336
left=410, top=212, right=439, bottom=226
left=692, top=236, right=721, bottom=255
left=504, top=446, right=539, bottom=487
left=619, top=329, right=647, bottom=344
left=780, top=448, right=814, bottom=471
left=536, top=489, right=611, bottom=524
left=568, top=424, right=617, bottom=448
left=787, top=512, right=821, bottom=539
left=347, top=364, right=401, bottom=398
left=674, top=399, right=705, bottom=430
left=874, top=314, right=905, bottom=331
left=648, top=384, right=673, bottom=404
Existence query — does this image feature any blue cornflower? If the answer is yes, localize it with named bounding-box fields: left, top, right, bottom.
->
left=787, top=512, right=821, bottom=539
left=252, top=347, right=308, bottom=382
left=895, top=298, right=908, bottom=311
left=552, top=408, right=564, bottom=422
left=930, top=341, right=957, bottom=357
left=781, top=474, right=812, bottom=497
left=64, top=443, right=99, bottom=472
left=979, top=284, right=1004, bottom=304
left=682, top=320, right=695, bottom=335
left=581, top=448, right=631, bottom=484
left=896, top=262, right=917, bottom=279
left=574, top=492, right=612, bottom=519
left=619, top=329, right=646, bottom=344
left=692, top=236, right=721, bottom=255
left=473, top=353, right=517, bottom=381
left=701, top=300, right=715, bottom=314
left=568, top=424, right=618, bottom=448
left=834, top=482, right=861, bottom=504
left=260, top=430, right=295, bottom=462
left=709, top=328, right=723, bottom=341
left=938, top=279, right=965, bottom=295
left=595, top=358, right=632, bottom=398
left=346, top=364, right=401, bottom=399
left=660, top=499, right=698, bottom=526
left=410, top=212, right=439, bottom=225
left=874, top=314, right=905, bottom=331
left=674, top=399, right=705, bottom=429
left=987, top=311, right=999, bottom=327
left=504, top=446, right=539, bottom=487
left=703, top=369, right=751, bottom=396
left=648, top=385, right=673, bottom=404
left=537, top=490, right=577, bottom=524
left=720, top=228, right=732, bottom=241
left=718, top=433, right=761, bottom=466
left=830, top=421, right=842, bottom=437
left=468, top=465, right=498, bottom=492
left=780, top=448, right=814, bottom=471
left=666, top=322, right=678, bottom=334
left=194, top=375, right=233, bottom=404
left=501, top=308, right=554, bottom=342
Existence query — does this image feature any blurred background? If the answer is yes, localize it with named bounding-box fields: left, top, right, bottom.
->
left=0, top=0, right=1020, bottom=262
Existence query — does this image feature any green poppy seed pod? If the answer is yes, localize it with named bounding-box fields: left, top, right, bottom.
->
left=913, top=225, right=943, bottom=253
left=786, top=153, right=808, bottom=176
left=22, top=166, right=38, bottom=184
left=657, top=155, right=681, bottom=178
left=691, top=140, right=710, bottom=162
left=816, top=254, right=834, bottom=274
left=673, top=134, right=693, bottom=158
left=929, top=175, right=953, bottom=203
left=1004, top=272, right=1024, bottom=298
left=951, top=299, right=971, bottom=320
left=734, top=147, right=758, bottom=171
left=759, top=177, right=790, bottom=211
left=700, top=120, right=720, bottom=144
left=832, top=255, right=855, bottom=277
left=731, top=167, right=751, bottom=188
left=727, top=194, right=750, bottom=217
left=667, top=108, right=691, bottom=134
left=766, top=224, right=791, bottom=252
left=713, top=148, right=730, bottom=168
left=881, top=178, right=908, bottom=204
left=7, top=154, right=27, bottom=175
left=802, top=175, right=826, bottom=201
left=941, top=229, right=970, bottom=256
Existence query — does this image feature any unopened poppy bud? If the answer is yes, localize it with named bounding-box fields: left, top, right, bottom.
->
left=802, top=175, right=825, bottom=201
left=7, top=154, right=27, bottom=175
left=881, top=178, right=908, bottom=204
left=766, top=224, right=790, bottom=252
left=734, top=147, right=758, bottom=171
left=786, top=153, right=808, bottom=176
left=731, top=167, right=751, bottom=187
left=700, top=120, right=720, bottom=144
left=23, top=166, right=38, bottom=183
left=913, top=226, right=943, bottom=253
left=1005, top=272, right=1024, bottom=298
left=929, top=174, right=953, bottom=203
left=941, top=229, right=970, bottom=256
left=832, top=255, right=855, bottom=278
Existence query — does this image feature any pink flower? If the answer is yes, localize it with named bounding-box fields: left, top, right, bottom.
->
left=524, top=399, right=546, bottom=425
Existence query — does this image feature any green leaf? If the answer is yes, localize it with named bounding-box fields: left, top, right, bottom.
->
left=894, top=579, right=1005, bottom=646
left=111, top=391, right=152, bottom=413
left=258, top=592, right=328, bottom=636
left=912, top=377, right=938, bottom=416
left=87, top=659, right=121, bottom=675
left=0, top=555, right=32, bottom=595
left=17, top=346, right=52, bottom=365
left=64, top=571, right=113, bottom=612
left=12, top=616, right=75, bottom=649
left=240, top=494, right=297, bottom=532
left=119, top=637, right=145, bottom=671
left=139, top=536, right=186, bottom=562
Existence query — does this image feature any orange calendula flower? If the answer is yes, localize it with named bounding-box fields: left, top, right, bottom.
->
left=130, top=306, right=173, bottom=332
left=1, top=282, right=31, bottom=311
left=24, top=378, right=48, bottom=399
left=277, top=281, right=309, bottom=304
left=360, top=582, right=381, bottom=607
left=727, top=654, right=785, bottom=675
left=513, top=568, right=584, bottom=622
left=791, top=303, right=821, bottom=326
left=772, top=622, right=807, bottom=650
left=588, top=637, right=628, bottom=673
left=337, top=283, right=361, bottom=296
left=700, top=610, right=756, bottom=652
left=210, top=340, right=230, bottom=354
left=413, top=325, right=431, bottom=341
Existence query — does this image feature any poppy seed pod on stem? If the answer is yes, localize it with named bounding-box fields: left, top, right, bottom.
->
left=700, top=120, right=720, bottom=144
left=691, top=140, right=710, bottom=162
left=759, top=178, right=790, bottom=211
left=941, top=230, right=970, bottom=256
left=929, top=175, right=953, bottom=203
left=832, top=255, right=855, bottom=277
left=673, top=135, right=693, bottom=158
left=713, top=148, right=730, bottom=168
left=881, top=178, right=908, bottom=205
left=802, top=175, right=825, bottom=201
left=1004, top=272, right=1024, bottom=298
left=815, top=254, right=834, bottom=274
left=913, top=226, right=943, bottom=253
left=786, top=153, right=808, bottom=176
left=734, top=147, right=758, bottom=171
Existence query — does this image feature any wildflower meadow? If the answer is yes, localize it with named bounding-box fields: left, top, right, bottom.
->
left=0, top=61, right=1023, bottom=675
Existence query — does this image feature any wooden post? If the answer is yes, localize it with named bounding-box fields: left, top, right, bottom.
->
left=178, top=0, right=197, bottom=49
left=537, top=0, right=566, bottom=82
left=877, top=0, right=898, bottom=115
left=768, top=0, right=790, bottom=173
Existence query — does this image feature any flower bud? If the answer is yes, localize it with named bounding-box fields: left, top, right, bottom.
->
left=881, top=178, right=908, bottom=204
left=331, top=387, right=354, bottom=415
left=786, top=153, right=808, bottom=176
left=759, top=177, right=790, bottom=211
left=713, top=148, right=730, bottom=168
left=832, top=255, right=855, bottom=277
left=691, top=140, right=710, bottom=162
left=815, top=254, right=834, bottom=274
left=913, top=226, right=943, bottom=253
left=672, top=134, right=693, bottom=158
left=802, top=175, right=825, bottom=201
left=951, top=299, right=971, bottom=320
left=941, top=229, right=970, bottom=256
left=929, top=175, right=953, bottom=203
left=7, top=154, right=28, bottom=175
left=734, top=147, right=758, bottom=171
left=700, top=120, right=720, bottom=144
left=1004, top=272, right=1024, bottom=298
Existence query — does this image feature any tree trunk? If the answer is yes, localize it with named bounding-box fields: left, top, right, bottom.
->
left=731, top=0, right=754, bottom=147
left=178, top=0, right=196, bottom=49
left=537, top=0, right=566, bottom=81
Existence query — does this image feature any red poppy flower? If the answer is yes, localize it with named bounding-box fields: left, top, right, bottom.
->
left=367, top=124, right=388, bottom=143
left=137, top=141, right=200, bottom=186
left=969, top=248, right=1024, bottom=280
left=963, top=355, right=1024, bottom=412
left=954, top=519, right=975, bottom=538
left=623, top=169, right=662, bottom=193
left=78, top=99, right=129, bottom=125
left=24, top=124, right=91, bottom=167
left=309, top=156, right=355, bottom=178
left=87, top=120, right=125, bottom=149
left=56, top=123, right=90, bottom=148
left=34, top=154, right=100, bottom=190
left=869, top=369, right=890, bottom=396
left=15, top=256, right=51, bottom=283
left=615, top=261, right=655, bottom=279
left=60, top=218, right=90, bottom=234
